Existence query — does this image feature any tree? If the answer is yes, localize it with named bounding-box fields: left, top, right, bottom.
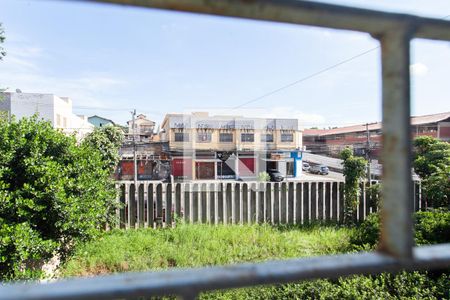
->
left=82, top=126, right=124, bottom=172
left=0, top=23, right=5, bottom=60
left=0, top=117, right=119, bottom=280
left=340, top=148, right=367, bottom=224
left=413, top=136, right=450, bottom=208
left=1, top=23, right=6, bottom=119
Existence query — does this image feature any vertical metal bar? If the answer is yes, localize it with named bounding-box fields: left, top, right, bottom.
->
left=378, top=27, right=414, bottom=258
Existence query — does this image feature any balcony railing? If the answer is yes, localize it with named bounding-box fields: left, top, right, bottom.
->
left=1, top=1, right=449, bottom=299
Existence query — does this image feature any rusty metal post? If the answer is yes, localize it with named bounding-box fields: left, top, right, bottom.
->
left=378, top=27, right=414, bottom=258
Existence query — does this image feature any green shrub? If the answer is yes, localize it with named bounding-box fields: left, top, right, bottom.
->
left=257, top=172, right=270, bottom=182
left=351, top=209, right=450, bottom=249
left=415, top=209, right=450, bottom=245
left=0, top=117, right=119, bottom=280
left=200, top=271, right=449, bottom=299
left=350, top=212, right=380, bottom=249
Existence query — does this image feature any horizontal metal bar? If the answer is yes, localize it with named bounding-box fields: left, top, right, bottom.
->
left=2, top=244, right=449, bottom=300
left=72, top=0, right=450, bottom=41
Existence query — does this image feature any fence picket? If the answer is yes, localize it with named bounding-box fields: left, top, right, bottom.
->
left=114, top=180, right=421, bottom=227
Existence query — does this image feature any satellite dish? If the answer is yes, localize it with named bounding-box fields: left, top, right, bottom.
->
left=16, top=89, right=22, bottom=93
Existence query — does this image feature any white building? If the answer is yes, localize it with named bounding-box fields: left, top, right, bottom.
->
left=0, top=92, right=94, bottom=140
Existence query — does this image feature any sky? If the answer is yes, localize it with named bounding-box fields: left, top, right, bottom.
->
left=0, top=0, right=449, bottom=128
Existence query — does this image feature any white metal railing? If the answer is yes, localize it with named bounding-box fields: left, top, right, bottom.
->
left=1, top=1, right=449, bottom=299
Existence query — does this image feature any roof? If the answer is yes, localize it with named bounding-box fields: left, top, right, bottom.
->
left=303, top=112, right=450, bottom=136
left=88, top=115, right=116, bottom=125
left=126, top=115, right=155, bottom=125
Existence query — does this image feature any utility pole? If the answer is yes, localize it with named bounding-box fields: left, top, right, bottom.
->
left=366, top=123, right=371, bottom=184
left=131, top=109, right=137, bottom=188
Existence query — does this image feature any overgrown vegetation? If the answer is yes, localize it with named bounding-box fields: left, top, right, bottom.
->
left=413, top=136, right=450, bottom=208
left=340, top=147, right=367, bottom=224
left=0, top=117, right=120, bottom=280
left=62, top=224, right=352, bottom=276
left=350, top=210, right=450, bottom=249
left=61, top=218, right=449, bottom=299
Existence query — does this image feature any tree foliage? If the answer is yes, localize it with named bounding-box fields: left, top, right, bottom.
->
left=82, top=126, right=124, bottom=172
left=0, top=117, right=119, bottom=280
left=340, top=147, right=367, bottom=224
left=0, top=23, right=5, bottom=60
left=413, top=136, right=450, bottom=208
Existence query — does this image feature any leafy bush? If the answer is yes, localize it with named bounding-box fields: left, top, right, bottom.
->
left=415, top=209, right=450, bottom=245
left=257, top=172, right=270, bottom=182
left=366, top=183, right=381, bottom=209
left=201, top=271, right=449, bottom=299
left=340, top=148, right=367, bottom=224
left=0, top=117, right=119, bottom=280
left=413, top=136, right=450, bottom=208
left=350, top=209, right=450, bottom=248
left=350, top=212, right=380, bottom=249
left=82, top=126, right=124, bottom=172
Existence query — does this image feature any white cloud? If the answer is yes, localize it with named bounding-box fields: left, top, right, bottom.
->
left=0, top=42, right=127, bottom=109
left=410, top=63, right=429, bottom=77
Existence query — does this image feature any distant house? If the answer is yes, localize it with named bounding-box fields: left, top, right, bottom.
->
left=88, top=115, right=116, bottom=128
left=0, top=91, right=94, bottom=140
left=126, top=114, right=155, bottom=142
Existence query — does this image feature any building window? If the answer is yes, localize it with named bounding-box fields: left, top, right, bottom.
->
left=261, top=133, right=274, bottom=143
left=197, top=132, right=212, bottom=143
left=63, top=117, right=67, bottom=128
left=241, top=133, right=254, bottom=142
left=56, top=114, right=61, bottom=127
left=281, top=133, right=294, bottom=142
left=175, top=132, right=189, bottom=142
left=219, top=133, right=233, bottom=143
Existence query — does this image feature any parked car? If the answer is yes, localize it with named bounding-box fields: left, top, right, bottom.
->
left=309, top=165, right=329, bottom=175
left=302, top=162, right=310, bottom=172
left=267, top=169, right=284, bottom=182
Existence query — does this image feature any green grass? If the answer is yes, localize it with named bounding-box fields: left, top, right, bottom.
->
left=61, top=222, right=449, bottom=299
left=62, top=223, right=353, bottom=277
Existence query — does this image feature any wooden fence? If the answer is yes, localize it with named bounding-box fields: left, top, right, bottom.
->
left=115, top=181, right=423, bottom=228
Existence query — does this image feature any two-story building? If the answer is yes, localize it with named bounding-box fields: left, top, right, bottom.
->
left=303, top=111, right=450, bottom=158
left=0, top=91, right=94, bottom=140
left=159, top=112, right=303, bottom=181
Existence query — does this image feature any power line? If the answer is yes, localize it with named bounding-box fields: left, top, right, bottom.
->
left=229, top=46, right=380, bottom=110
left=229, top=13, right=450, bottom=111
